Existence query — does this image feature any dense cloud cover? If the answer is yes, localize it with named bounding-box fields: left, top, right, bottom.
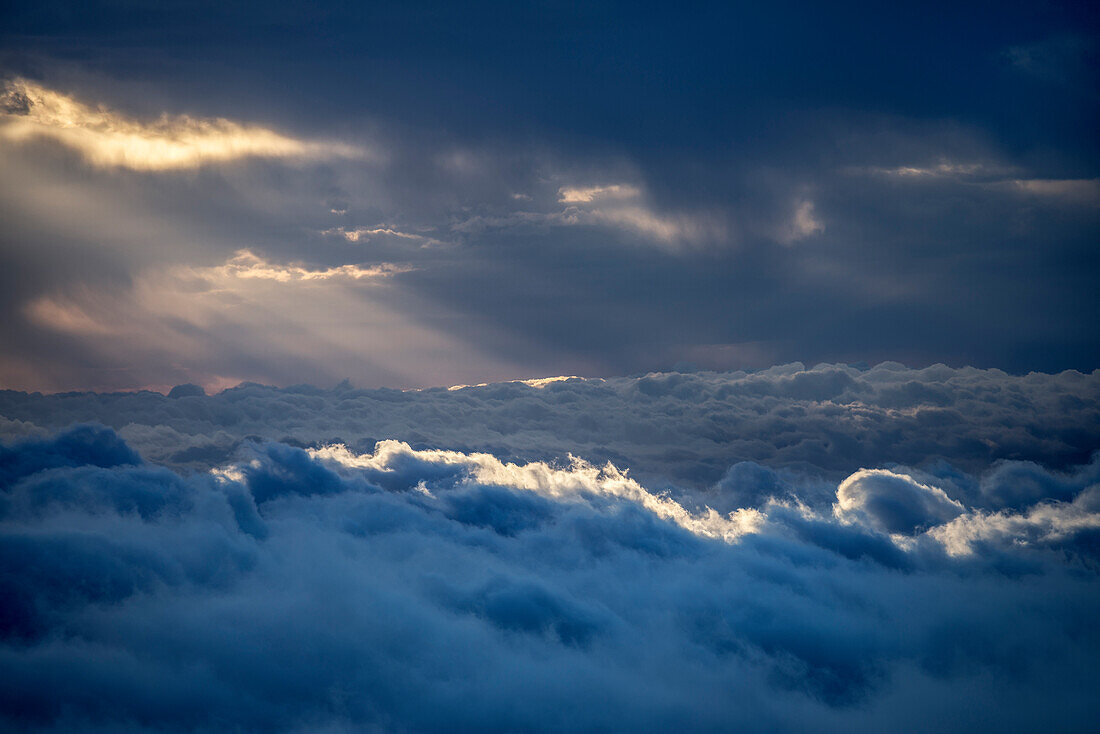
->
left=1, top=3, right=1098, bottom=391
left=1, top=424, right=1099, bottom=732
left=2, top=363, right=1099, bottom=731
left=2, top=362, right=1097, bottom=490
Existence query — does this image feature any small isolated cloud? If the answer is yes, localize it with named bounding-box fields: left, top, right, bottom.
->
left=323, top=226, right=446, bottom=247
left=557, top=183, right=642, bottom=203
left=212, top=250, right=412, bottom=282
left=0, top=79, right=364, bottom=170
left=776, top=199, right=824, bottom=245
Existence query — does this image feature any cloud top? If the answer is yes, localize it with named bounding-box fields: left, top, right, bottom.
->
left=835, top=469, right=965, bottom=534
left=0, top=423, right=1098, bottom=732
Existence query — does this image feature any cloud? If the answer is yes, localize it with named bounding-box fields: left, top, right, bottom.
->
left=208, top=249, right=412, bottom=282
left=323, top=226, right=447, bottom=247
left=16, top=250, right=531, bottom=393
left=2, top=77, right=1097, bottom=389
left=557, top=184, right=642, bottom=203
left=776, top=199, right=825, bottom=245
left=0, top=424, right=1098, bottom=732
left=929, top=488, right=1100, bottom=557
left=1, top=362, right=1097, bottom=495
left=454, top=180, right=726, bottom=250
left=848, top=161, right=1100, bottom=206
left=857, top=161, right=992, bottom=179
left=1009, top=179, right=1100, bottom=206
left=835, top=469, right=964, bottom=535
left=0, top=79, right=363, bottom=170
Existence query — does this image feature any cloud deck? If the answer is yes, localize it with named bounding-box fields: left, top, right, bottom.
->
left=1, top=363, right=1098, bottom=732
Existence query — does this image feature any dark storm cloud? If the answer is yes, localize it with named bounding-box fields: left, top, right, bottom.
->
left=1, top=421, right=1098, bottom=732
left=1, top=2, right=1098, bottom=390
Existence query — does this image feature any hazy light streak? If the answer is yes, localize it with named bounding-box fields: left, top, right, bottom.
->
left=0, top=79, right=363, bottom=170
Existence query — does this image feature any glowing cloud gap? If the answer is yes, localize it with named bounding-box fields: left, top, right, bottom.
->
left=0, top=79, right=364, bottom=170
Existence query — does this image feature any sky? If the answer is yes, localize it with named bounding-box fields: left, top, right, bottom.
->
left=1, top=4, right=1100, bottom=732
left=0, top=0, right=1097, bottom=392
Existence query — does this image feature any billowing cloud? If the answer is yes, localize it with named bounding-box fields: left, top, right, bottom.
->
left=835, top=469, right=964, bottom=534
left=0, top=79, right=363, bottom=170
left=0, top=422, right=1098, bottom=732
left=1, top=363, right=1097, bottom=496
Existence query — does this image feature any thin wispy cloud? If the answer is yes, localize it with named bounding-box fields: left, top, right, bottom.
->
left=214, top=249, right=412, bottom=282
left=323, top=226, right=448, bottom=247
left=557, top=183, right=642, bottom=203
left=0, top=79, right=364, bottom=170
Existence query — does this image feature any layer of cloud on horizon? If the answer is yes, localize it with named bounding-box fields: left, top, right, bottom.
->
left=2, top=362, right=1097, bottom=496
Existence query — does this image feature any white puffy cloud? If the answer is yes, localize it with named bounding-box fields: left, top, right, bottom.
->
left=928, top=489, right=1100, bottom=557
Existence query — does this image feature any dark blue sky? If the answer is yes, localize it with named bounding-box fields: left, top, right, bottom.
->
left=1, top=1, right=1097, bottom=390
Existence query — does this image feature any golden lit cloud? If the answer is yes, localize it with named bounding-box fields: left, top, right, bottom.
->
left=0, top=79, right=363, bottom=170
left=210, top=250, right=412, bottom=282
left=557, top=183, right=641, bottom=203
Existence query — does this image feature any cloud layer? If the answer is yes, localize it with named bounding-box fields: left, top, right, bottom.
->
left=1, top=419, right=1098, bottom=732
left=2, top=362, right=1096, bottom=493
left=2, top=68, right=1097, bottom=392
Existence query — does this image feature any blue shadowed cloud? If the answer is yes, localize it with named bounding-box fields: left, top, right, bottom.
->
left=1, top=414, right=1098, bottom=732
